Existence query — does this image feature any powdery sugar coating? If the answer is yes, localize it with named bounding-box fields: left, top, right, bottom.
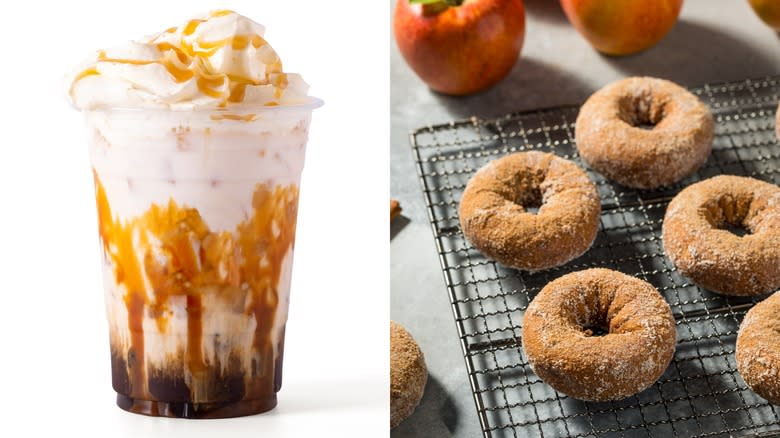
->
left=459, top=151, right=601, bottom=271
left=390, top=321, right=428, bottom=429
left=662, top=175, right=780, bottom=296
left=576, top=77, right=714, bottom=189
left=736, top=292, right=780, bottom=405
left=522, top=268, right=677, bottom=401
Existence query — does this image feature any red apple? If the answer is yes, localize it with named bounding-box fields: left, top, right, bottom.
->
left=560, top=0, right=683, bottom=56
left=748, top=0, right=780, bottom=31
left=393, top=0, right=525, bottom=96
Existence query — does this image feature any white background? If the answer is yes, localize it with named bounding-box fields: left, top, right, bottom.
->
left=0, top=1, right=389, bottom=436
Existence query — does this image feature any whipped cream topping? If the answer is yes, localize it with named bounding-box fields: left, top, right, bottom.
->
left=67, top=10, right=309, bottom=110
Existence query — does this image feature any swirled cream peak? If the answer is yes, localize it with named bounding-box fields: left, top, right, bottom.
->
left=67, top=10, right=309, bottom=110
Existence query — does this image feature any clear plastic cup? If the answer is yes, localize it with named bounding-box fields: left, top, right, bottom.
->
left=82, top=98, right=322, bottom=418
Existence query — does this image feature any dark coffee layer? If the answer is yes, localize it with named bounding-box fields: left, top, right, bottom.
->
left=110, top=331, right=285, bottom=415
left=117, top=393, right=277, bottom=419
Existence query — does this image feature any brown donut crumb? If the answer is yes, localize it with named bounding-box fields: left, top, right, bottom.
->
left=391, top=199, right=402, bottom=221
left=522, top=268, right=677, bottom=401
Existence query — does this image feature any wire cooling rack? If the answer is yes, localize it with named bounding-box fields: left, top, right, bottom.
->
left=410, top=76, right=780, bottom=438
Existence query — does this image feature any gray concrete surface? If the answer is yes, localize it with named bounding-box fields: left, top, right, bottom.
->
left=390, top=1, right=780, bottom=436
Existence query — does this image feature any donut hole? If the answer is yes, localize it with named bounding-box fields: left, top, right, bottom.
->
left=704, top=196, right=755, bottom=237
left=514, top=186, right=543, bottom=215
left=523, top=200, right=541, bottom=215
left=617, top=93, right=667, bottom=131
left=721, top=222, right=751, bottom=237
left=582, top=324, right=609, bottom=337
left=576, top=305, right=614, bottom=337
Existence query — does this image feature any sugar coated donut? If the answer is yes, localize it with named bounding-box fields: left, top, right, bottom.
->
left=522, top=268, right=677, bottom=401
left=390, top=321, right=427, bottom=428
left=459, top=151, right=601, bottom=271
left=663, top=175, right=780, bottom=296
left=576, top=77, right=714, bottom=189
left=736, top=292, right=780, bottom=405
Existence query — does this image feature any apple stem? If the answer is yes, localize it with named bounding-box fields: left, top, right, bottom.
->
left=410, top=0, right=462, bottom=4
left=419, top=0, right=463, bottom=15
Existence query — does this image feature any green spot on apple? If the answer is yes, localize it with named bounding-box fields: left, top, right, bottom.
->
left=408, top=0, right=464, bottom=6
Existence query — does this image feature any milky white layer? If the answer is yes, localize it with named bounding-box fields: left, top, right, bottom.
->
left=67, top=11, right=309, bottom=110
left=93, top=109, right=309, bottom=373
left=87, top=109, right=309, bottom=229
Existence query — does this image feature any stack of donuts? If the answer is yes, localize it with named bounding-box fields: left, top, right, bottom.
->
left=456, top=76, right=780, bottom=403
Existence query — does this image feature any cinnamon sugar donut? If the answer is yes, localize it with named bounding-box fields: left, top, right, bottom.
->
left=663, top=175, right=780, bottom=296
left=390, top=321, right=427, bottom=428
left=522, top=268, right=676, bottom=401
left=576, top=77, right=714, bottom=189
left=459, top=151, right=600, bottom=271
left=736, top=292, right=780, bottom=405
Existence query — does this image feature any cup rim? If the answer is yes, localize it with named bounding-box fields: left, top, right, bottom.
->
left=81, top=96, right=324, bottom=113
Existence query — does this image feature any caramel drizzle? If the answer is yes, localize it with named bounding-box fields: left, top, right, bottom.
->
left=94, top=170, right=299, bottom=398
left=271, top=74, right=288, bottom=100
left=71, top=11, right=290, bottom=105
left=68, top=67, right=100, bottom=96
left=237, top=181, right=300, bottom=378
left=210, top=9, right=234, bottom=18
left=96, top=50, right=196, bottom=84
left=95, top=170, right=148, bottom=395
left=182, top=19, right=205, bottom=36
left=210, top=113, right=258, bottom=121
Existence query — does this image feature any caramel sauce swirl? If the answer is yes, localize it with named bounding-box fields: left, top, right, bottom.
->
left=94, top=170, right=299, bottom=400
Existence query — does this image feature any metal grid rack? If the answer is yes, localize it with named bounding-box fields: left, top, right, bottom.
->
left=410, top=76, right=780, bottom=438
